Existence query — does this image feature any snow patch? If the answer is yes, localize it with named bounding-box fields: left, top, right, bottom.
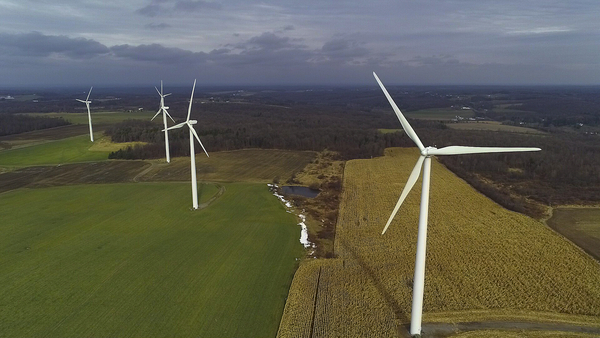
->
left=268, top=184, right=315, bottom=252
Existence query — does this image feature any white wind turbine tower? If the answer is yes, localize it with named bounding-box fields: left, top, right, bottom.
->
left=152, top=81, right=176, bottom=162
left=76, top=87, right=94, bottom=142
left=164, top=79, right=209, bottom=209
left=373, top=72, right=541, bottom=337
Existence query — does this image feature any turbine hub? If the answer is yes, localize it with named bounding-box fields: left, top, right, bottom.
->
left=188, top=120, right=198, bottom=125
left=421, top=146, right=437, bottom=157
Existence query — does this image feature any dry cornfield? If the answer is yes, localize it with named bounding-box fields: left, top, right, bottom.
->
left=278, top=147, right=600, bottom=338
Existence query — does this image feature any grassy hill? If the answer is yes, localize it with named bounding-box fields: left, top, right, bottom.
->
left=0, top=182, right=303, bottom=338
left=0, top=134, right=109, bottom=166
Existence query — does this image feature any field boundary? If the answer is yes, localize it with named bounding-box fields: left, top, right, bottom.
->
left=308, top=266, right=322, bottom=338
left=421, top=320, right=600, bottom=338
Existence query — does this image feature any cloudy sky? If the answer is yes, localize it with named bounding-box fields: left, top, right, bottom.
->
left=0, top=0, right=599, bottom=86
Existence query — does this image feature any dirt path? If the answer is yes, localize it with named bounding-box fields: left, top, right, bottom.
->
left=132, top=161, right=225, bottom=210
left=197, top=184, right=225, bottom=210
left=132, top=161, right=157, bottom=182
left=420, top=321, right=600, bottom=337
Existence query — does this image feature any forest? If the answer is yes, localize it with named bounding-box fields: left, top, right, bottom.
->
left=106, top=102, right=411, bottom=160
left=0, top=114, right=70, bottom=136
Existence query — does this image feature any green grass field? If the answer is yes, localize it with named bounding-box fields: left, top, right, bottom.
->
left=447, top=121, right=545, bottom=134
left=547, top=208, right=600, bottom=260
left=0, top=182, right=303, bottom=338
left=24, top=111, right=155, bottom=125
left=377, top=129, right=404, bottom=134
left=0, top=134, right=109, bottom=166
left=406, top=107, right=475, bottom=120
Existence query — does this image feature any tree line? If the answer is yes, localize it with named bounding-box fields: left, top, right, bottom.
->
left=0, top=114, right=70, bottom=137
left=104, top=101, right=600, bottom=216
left=106, top=102, right=421, bottom=160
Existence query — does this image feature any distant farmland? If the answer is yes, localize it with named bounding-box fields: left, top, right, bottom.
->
left=547, top=207, right=600, bottom=261
left=140, top=149, right=316, bottom=183
left=0, top=183, right=303, bottom=338
left=447, top=121, right=545, bottom=134
left=278, top=148, right=600, bottom=337
left=406, top=107, right=474, bottom=120
left=0, top=134, right=109, bottom=166
left=23, top=111, right=154, bottom=125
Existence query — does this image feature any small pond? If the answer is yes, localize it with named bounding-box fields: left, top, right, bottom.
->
left=281, top=186, right=320, bottom=198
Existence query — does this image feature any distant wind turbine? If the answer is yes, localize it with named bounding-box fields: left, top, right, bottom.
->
left=76, top=87, right=94, bottom=142
left=373, top=72, right=541, bottom=337
left=164, top=79, right=209, bottom=209
left=152, top=81, right=176, bottom=163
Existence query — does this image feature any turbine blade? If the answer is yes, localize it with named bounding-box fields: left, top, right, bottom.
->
left=190, top=125, right=209, bottom=157
left=164, top=122, right=186, bottom=131
left=373, top=72, right=425, bottom=151
left=164, top=93, right=172, bottom=97
left=151, top=109, right=161, bottom=121
left=164, top=109, right=176, bottom=123
left=86, top=87, right=93, bottom=101
left=161, top=80, right=163, bottom=95
left=187, top=79, right=196, bottom=121
left=76, top=99, right=86, bottom=103
left=155, top=86, right=161, bottom=96
left=428, top=146, right=542, bottom=156
left=382, top=155, right=425, bottom=235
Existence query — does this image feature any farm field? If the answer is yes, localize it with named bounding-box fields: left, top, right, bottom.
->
left=140, top=149, right=316, bottom=183
left=0, top=161, right=149, bottom=194
left=0, top=182, right=303, bottom=338
left=24, top=111, right=155, bottom=125
left=446, top=121, right=545, bottom=134
left=405, top=107, right=474, bottom=120
left=0, top=124, right=91, bottom=150
left=378, top=128, right=404, bottom=134
left=277, top=147, right=600, bottom=337
left=450, top=331, right=599, bottom=338
left=89, top=137, right=148, bottom=152
left=547, top=208, right=600, bottom=261
left=0, top=134, right=109, bottom=166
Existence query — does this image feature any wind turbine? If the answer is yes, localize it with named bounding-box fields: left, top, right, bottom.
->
left=152, top=81, right=176, bottom=162
left=373, top=72, right=541, bottom=337
left=76, top=87, right=94, bottom=142
left=164, top=79, right=209, bottom=209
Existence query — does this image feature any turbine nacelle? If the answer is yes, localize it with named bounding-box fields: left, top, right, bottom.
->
left=421, top=146, right=436, bottom=157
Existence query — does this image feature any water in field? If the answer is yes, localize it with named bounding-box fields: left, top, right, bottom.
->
left=281, top=185, right=320, bottom=198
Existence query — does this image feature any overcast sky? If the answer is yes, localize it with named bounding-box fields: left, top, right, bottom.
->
left=0, top=0, right=599, bottom=87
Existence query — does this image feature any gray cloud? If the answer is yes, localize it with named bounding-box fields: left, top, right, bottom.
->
left=137, top=0, right=221, bottom=17
left=144, top=23, right=172, bottom=30
left=1, top=0, right=600, bottom=86
left=243, top=32, right=300, bottom=51
left=407, top=55, right=460, bottom=66
left=173, top=1, right=222, bottom=11
left=110, top=44, right=207, bottom=64
left=0, top=31, right=110, bottom=58
left=137, top=4, right=162, bottom=17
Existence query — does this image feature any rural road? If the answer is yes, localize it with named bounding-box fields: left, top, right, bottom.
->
left=419, top=321, right=600, bottom=337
